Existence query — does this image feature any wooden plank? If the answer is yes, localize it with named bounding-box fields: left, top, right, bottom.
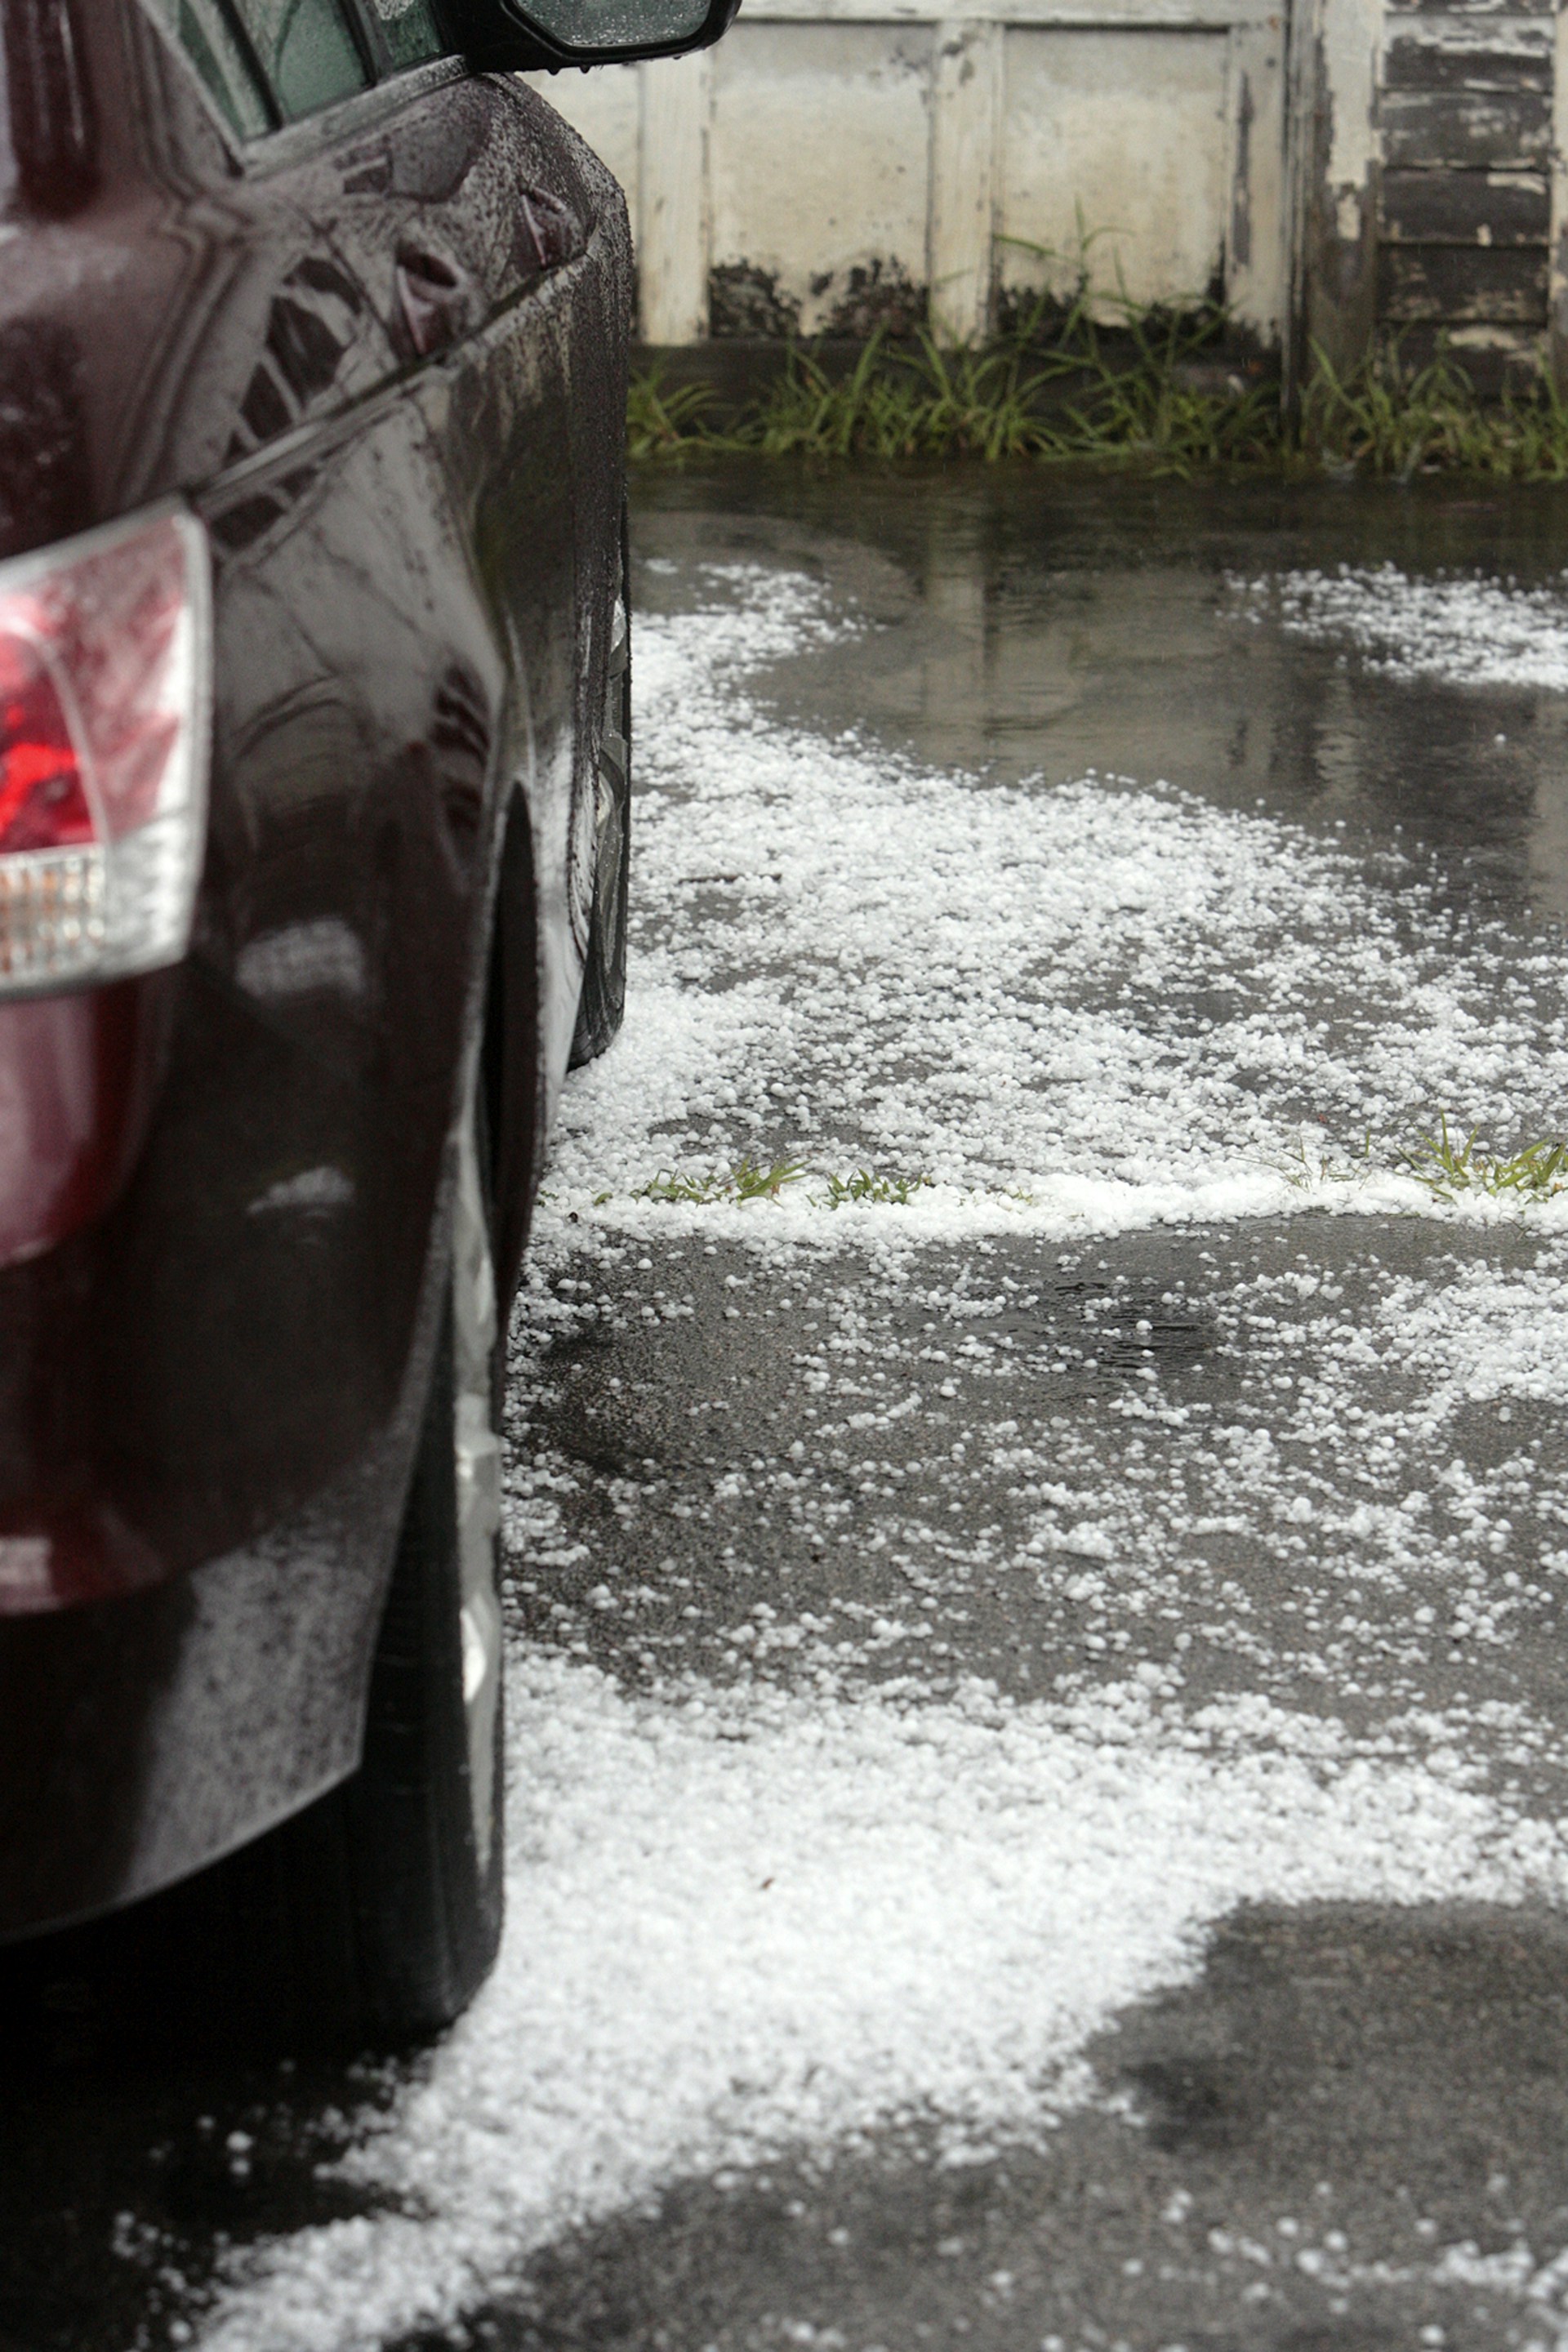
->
left=1383, top=11, right=1552, bottom=47
left=1551, top=0, right=1568, bottom=385
left=746, top=0, right=1276, bottom=24
left=1389, top=320, right=1544, bottom=387
left=1380, top=164, right=1549, bottom=240
left=1379, top=239, right=1548, bottom=316
left=1382, top=23, right=1552, bottom=93
left=1226, top=16, right=1286, bottom=341
left=639, top=51, right=712, bottom=343
left=1387, top=0, right=1552, bottom=19
left=1279, top=0, right=1314, bottom=404
left=1380, top=84, right=1550, bottom=164
left=929, top=20, right=1001, bottom=342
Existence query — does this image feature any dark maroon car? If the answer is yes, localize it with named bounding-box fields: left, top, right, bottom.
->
left=0, top=0, right=733, bottom=2042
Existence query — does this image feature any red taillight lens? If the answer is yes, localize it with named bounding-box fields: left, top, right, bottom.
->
left=0, top=506, right=209, bottom=995
left=0, top=637, right=94, bottom=853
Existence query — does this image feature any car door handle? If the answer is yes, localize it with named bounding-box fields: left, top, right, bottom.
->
left=394, top=244, right=474, bottom=359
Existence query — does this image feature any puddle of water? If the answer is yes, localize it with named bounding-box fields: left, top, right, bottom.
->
left=633, top=465, right=1568, bottom=921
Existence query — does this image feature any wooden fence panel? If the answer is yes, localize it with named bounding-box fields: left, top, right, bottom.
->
left=530, top=0, right=1568, bottom=386
left=529, top=0, right=1288, bottom=350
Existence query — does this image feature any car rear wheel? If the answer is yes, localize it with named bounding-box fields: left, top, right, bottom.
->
left=325, top=1070, right=506, bottom=2040
left=570, top=538, right=630, bottom=1067
left=78, top=1079, right=508, bottom=2052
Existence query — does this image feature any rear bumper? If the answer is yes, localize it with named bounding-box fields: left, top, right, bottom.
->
left=0, top=1443, right=401, bottom=1940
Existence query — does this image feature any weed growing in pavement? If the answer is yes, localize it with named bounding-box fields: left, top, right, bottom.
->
left=618, top=1168, right=725, bottom=1204
left=1399, top=1116, right=1568, bottom=1204
left=820, top=1169, right=930, bottom=1206
left=1268, top=1127, right=1377, bottom=1192
left=607, top=1162, right=932, bottom=1207
left=630, top=250, right=1568, bottom=480
left=596, top=1125, right=1568, bottom=1217
left=1262, top=1116, right=1568, bottom=1206
left=732, top=1157, right=807, bottom=1200
left=630, top=1156, right=807, bottom=1205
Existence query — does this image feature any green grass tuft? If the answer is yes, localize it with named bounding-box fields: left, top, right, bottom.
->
left=634, top=1156, right=807, bottom=1204
left=1399, top=1116, right=1568, bottom=1204
left=1269, top=1128, right=1376, bottom=1191
left=615, top=1160, right=930, bottom=1207
left=1303, top=342, right=1568, bottom=482
left=630, top=259, right=1568, bottom=480
left=820, top=1169, right=930, bottom=1206
left=1269, top=1115, right=1568, bottom=1205
left=626, top=365, right=726, bottom=461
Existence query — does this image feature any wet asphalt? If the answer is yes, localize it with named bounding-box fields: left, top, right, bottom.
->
left=8, top=466, right=1568, bottom=2352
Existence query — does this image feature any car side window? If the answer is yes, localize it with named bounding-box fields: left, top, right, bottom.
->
left=366, top=0, right=447, bottom=69
left=228, top=0, right=372, bottom=118
left=144, top=0, right=272, bottom=136
left=145, top=0, right=449, bottom=135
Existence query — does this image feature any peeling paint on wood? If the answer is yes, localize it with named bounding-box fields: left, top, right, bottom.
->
left=1381, top=164, right=1548, bottom=240
left=1388, top=0, right=1552, bottom=17
left=1382, top=26, right=1552, bottom=93
left=1371, top=0, right=1554, bottom=379
left=1380, top=84, right=1551, bottom=163
left=1380, top=241, right=1548, bottom=315
left=1391, top=318, right=1543, bottom=385
left=1231, top=65, right=1255, bottom=269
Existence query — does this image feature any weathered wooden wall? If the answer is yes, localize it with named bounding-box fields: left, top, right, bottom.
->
left=1377, top=1, right=1557, bottom=382
left=529, top=0, right=1568, bottom=382
left=529, top=0, right=1289, bottom=350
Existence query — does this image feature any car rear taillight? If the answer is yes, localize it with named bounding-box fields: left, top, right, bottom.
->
left=0, top=506, right=210, bottom=996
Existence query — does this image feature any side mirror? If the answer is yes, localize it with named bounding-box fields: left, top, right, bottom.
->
left=442, top=0, right=739, bottom=69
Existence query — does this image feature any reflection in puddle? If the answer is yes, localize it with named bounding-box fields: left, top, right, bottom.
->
left=634, top=465, right=1568, bottom=920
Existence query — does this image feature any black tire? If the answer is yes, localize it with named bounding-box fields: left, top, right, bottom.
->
left=247, top=1083, right=507, bottom=2045
left=331, top=1290, right=506, bottom=2042
left=569, top=525, right=630, bottom=1067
